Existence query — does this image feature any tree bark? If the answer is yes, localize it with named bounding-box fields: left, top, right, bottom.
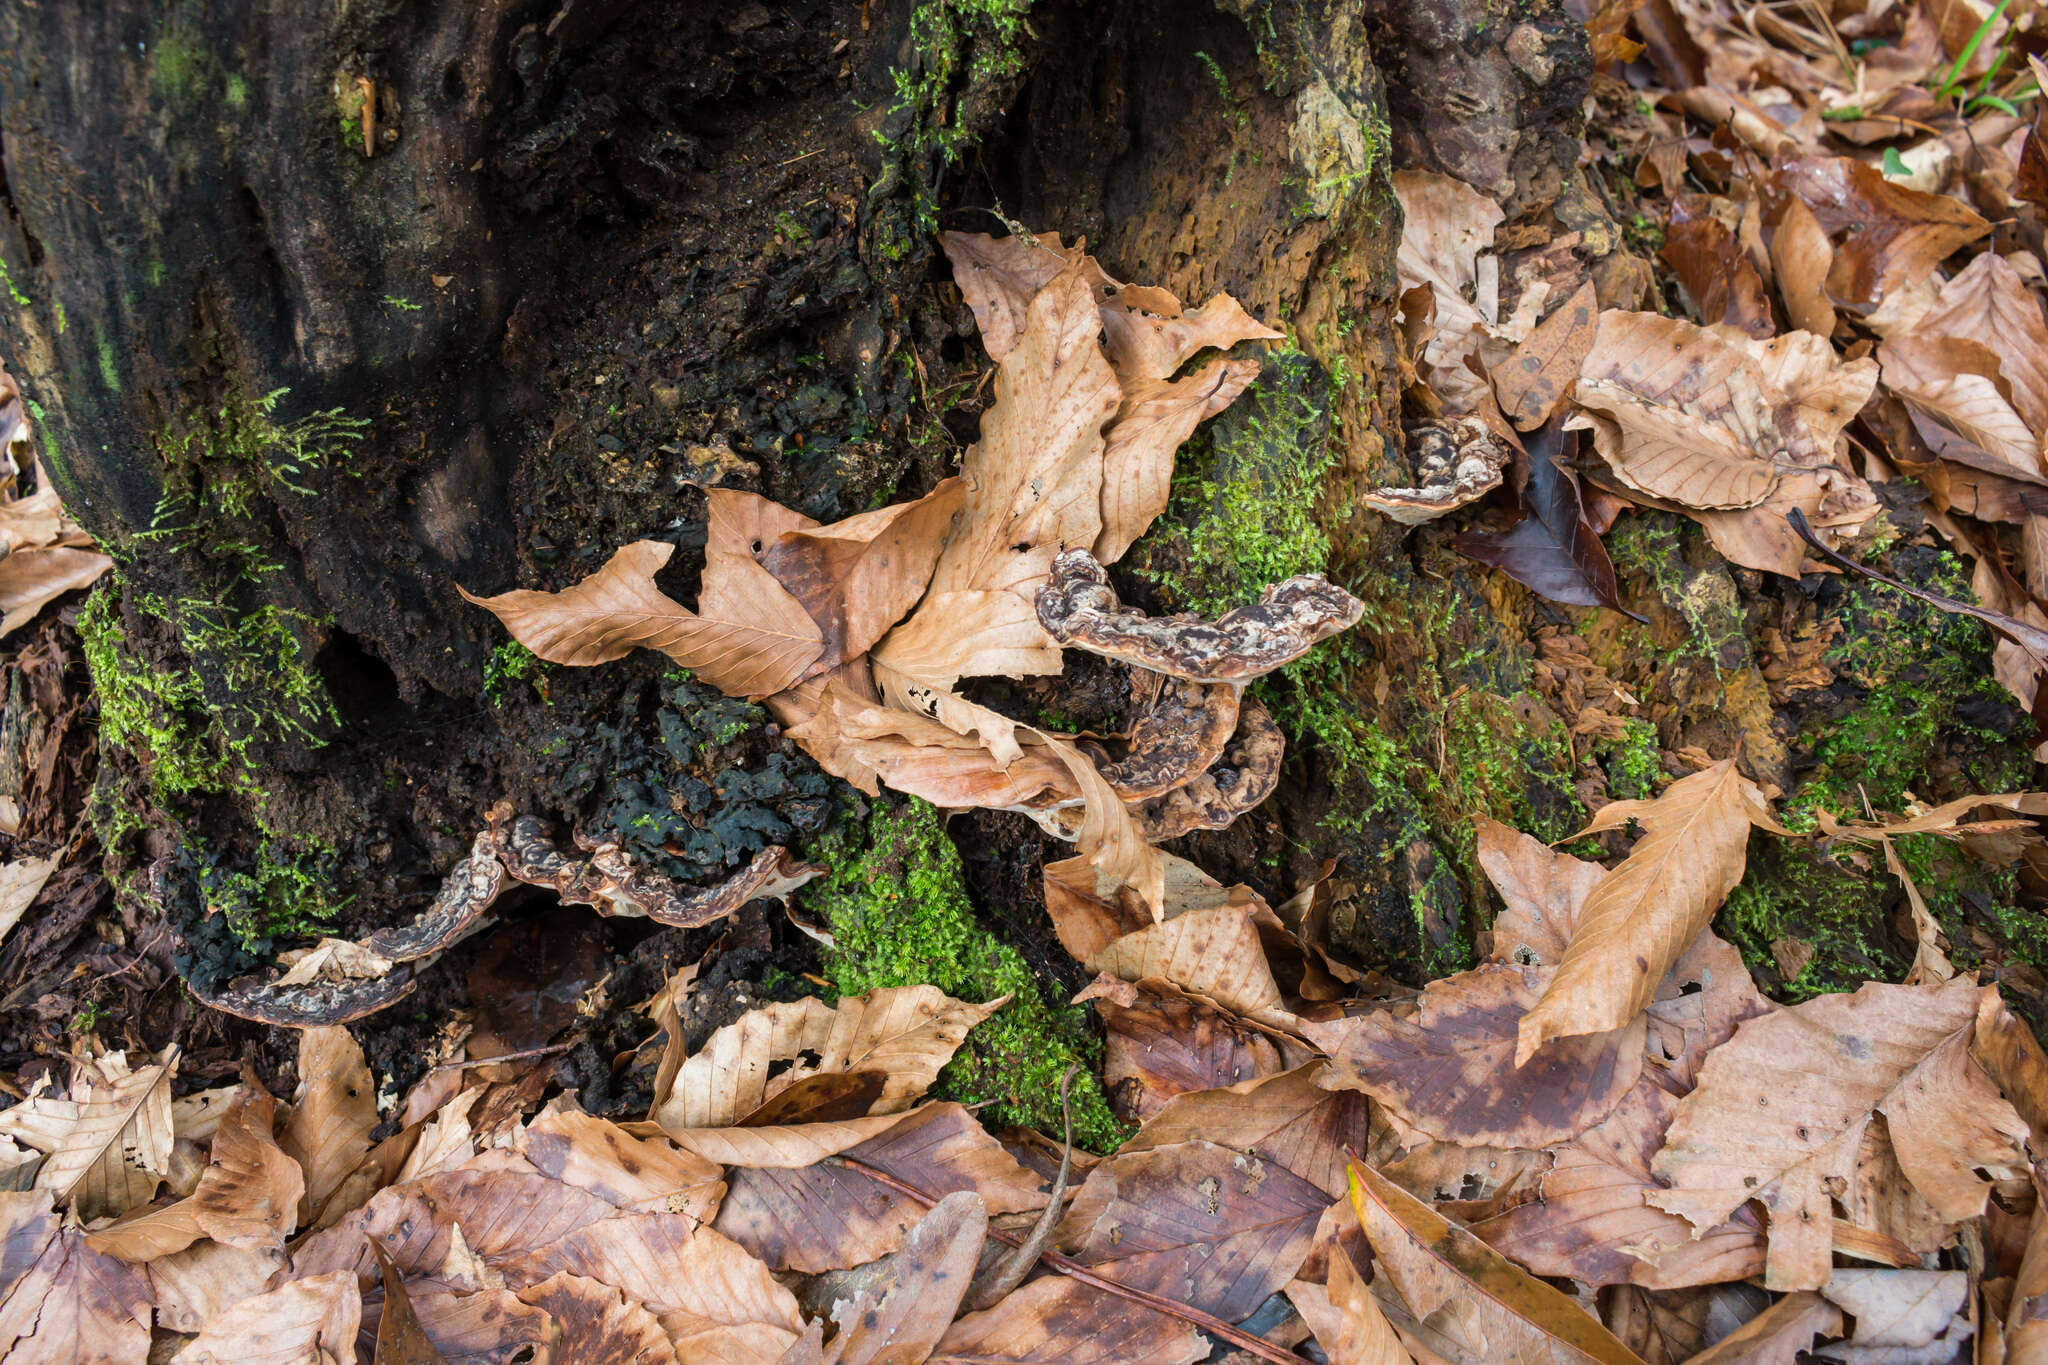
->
left=0, top=0, right=1620, bottom=997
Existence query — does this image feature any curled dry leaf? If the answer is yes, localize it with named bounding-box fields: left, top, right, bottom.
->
left=0, top=856, right=55, bottom=953
left=1676, top=1290, right=1841, bottom=1365
left=1650, top=979, right=2028, bottom=1290
left=0, top=545, right=113, bottom=640
left=1088, top=903, right=1291, bottom=1027
left=1347, top=1158, right=1646, bottom=1365
left=488, top=803, right=819, bottom=928
left=651, top=986, right=1000, bottom=1134
left=460, top=537, right=822, bottom=700
left=1035, top=548, right=1363, bottom=683
left=0, top=1047, right=177, bottom=1221
left=1308, top=963, right=1646, bottom=1148
left=0, top=1207, right=152, bottom=1365
left=1516, top=759, right=1771, bottom=1064
left=1118, top=1063, right=1371, bottom=1198
left=1454, top=415, right=1631, bottom=613
left=1395, top=169, right=1507, bottom=413
left=1055, top=1137, right=1330, bottom=1323
left=1475, top=816, right=1606, bottom=965
left=1286, top=1243, right=1415, bottom=1365
left=517, top=1102, right=724, bottom=1220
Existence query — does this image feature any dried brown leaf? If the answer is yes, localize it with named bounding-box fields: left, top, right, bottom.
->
left=1516, top=759, right=1768, bottom=1062
left=1651, top=979, right=2027, bottom=1289
left=1818, top=1269, right=1966, bottom=1358
left=1348, top=1158, right=1646, bottom=1365
left=1096, top=357, right=1262, bottom=561
left=1309, top=964, right=1646, bottom=1148
left=712, top=1103, right=1043, bottom=1274
left=1675, top=1290, right=1839, bottom=1365
left=518, top=1270, right=677, bottom=1364
left=0, top=546, right=111, bottom=639
left=651, top=986, right=999, bottom=1133
left=461, top=538, right=822, bottom=699
left=1056, top=1138, right=1330, bottom=1322
left=1089, top=903, right=1289, bottom=1026
left=1475, top=817, right=1606, bottom=965
left=174, top=1267, right=360, bottom=1365
left=0, top=857, right=55, bottom=953
left=281, top=1025, right=378, bottom=1227
left=827, top=1190, right=986, bottom=1365
left=1286, top=1245, right=1416, bottom=1365
left=192, top=1080, right=304, bottom=1250
left=1767, top=193, right=1835, bottom=339
left=1120, top=1063, right=1370, bottom=1198
left=931, top=1275, right=1206, bottom=1365
left=1776, top=155, right=1988, bottom=318
left=1495, top=281, right=1601, bottom=429
left=1096, top=986, right=1292, bottom=1120
left=518, top=1102, right=723, bottom=1219
left=0, top=1049, right=177, bottom=1221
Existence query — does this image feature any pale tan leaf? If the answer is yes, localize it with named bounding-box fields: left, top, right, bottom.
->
left=1878, top=334, right=2045, bottom=483
left=518, top=1102, right=723, bottom=1220
left=461, top=538, right=822, bottom=699
left=289, top=1166, right=619, bottom=1282
left=1089, top=903, right=1287, bottom=1025
left=144, top=1241, right=285, bottom=1335
left=1095, top=357, right=1261, bottom=562
left=1906, top=250, right=2048, bottom=430
left=1675, top=1290, right=1839, bottom=1365
left=1769, top=194, right=1835, bottom=339
left=828, top=1191, right=987, bottom=1365
left=871, top=657, right=1025, bottom=768
left=1313, top=964, right=1646, bottom=1148
left=1516, top=760, right=1763, bottom=1063
left=82, top=1199, right=205, bottom=1262
left=931, top=1275, right=1206, bottom=1364
left=1475, top=818, right=1605, bottom=965
left=173, top=1268, right=362, bottom=1365
left=405, top=1284, right=555, bottom=1365
left=882, top=260, right=1120, bottom=681
left=518, top=1270, right=678, bottom=1364
left=396, top=1088, right=481, bottom=1184
left=940, top=230, right=1102, bottom=361
left=1650, top=979, right=2026, bottom=1290
left=1348, top=1159, right=1645, bottom=1365
left=652, top=986, right=1000, bottom=1133
left=10, top=1049, right=177, bottom=1220
left=0, top=1226, right=150, bottom=1365
left=656, top=1110, right=910, bottom=1169
left=0, top=857, right=55, bottom=952
left=280, top=1026, right=377, bottom=1226
left=1396, top=170, right=1505, bottom=411
left=1042, top=731, right=1167, bottom=917
left=1819, top=1269, right=1966, bottom=1357
left=0, top=546, right=111, bottom=639
left=1287, top=1247, right=1416, bottom=1365
left=190, top=1081, right=303, bottom=1249
left=1494, top=281, right=1601, bottom=430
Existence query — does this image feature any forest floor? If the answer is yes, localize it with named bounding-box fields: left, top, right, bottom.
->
left=8, top=0, right=2048, bottom=1361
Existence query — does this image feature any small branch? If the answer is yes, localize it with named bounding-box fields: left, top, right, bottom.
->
left=833, top=1153, right=1307, bottom=1365
left=426, top=1043, right=571, bottom=1073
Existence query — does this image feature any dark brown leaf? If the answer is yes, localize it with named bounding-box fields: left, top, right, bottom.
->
left=1454, top=418, right=1634, bottom=615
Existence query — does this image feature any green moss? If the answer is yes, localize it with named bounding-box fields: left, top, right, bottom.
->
left=192, top=834, right=349, bottom=953
left=805, top=798, right=1128, bottom=1151
left=1600, top=718, right=1661, bottom=801
left=79, top=586, right=235, bottom=804
left=870, top=0, right=1036, bottom=262
left=1608, top=514, right=1745, bottom=668
left=148, top=28, right=211, bottom=104
left=224, top=73, right=249, bottom=111
left=484, top=640, right=554, bottom=706
left=1720, top=840, right=1898, bottom=999
left=0, top=256, right=29, bottom=309
left=95, top=330, right=122, bottom=394
left=1787, top=551, right=2029, bottom=825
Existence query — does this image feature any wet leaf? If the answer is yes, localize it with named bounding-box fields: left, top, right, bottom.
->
left=1454, top=416, right=1631, bottom=612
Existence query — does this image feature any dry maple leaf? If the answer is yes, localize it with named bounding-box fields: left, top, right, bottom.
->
left=1347, top=1158, right=1647, bottom=1365
left=1650, top=978, right=2028, bottom=1290
left=1515, top=758, right=1774, bottom=1063
left=650, top=985, right=1000, bottom=1134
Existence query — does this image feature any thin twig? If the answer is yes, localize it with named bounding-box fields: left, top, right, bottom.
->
left=832, top=1154, right=1306, bottom=1365
left=426, top=1043, right=571, bottom=1073
left=964, top=1065, right=1076, bottom=1311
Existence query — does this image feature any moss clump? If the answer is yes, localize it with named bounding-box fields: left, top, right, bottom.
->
left=483, top=640, right=553, bottom=706
left=1600, top=718, right=1661, bottom=802
left=1720, top=840, right=1899, bottom=1000
left=1786, top=549, right=2030, bottom=828
left=805, top=798, right=1128, bottom=1151
left=191, top=835, right=349, bottom=956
